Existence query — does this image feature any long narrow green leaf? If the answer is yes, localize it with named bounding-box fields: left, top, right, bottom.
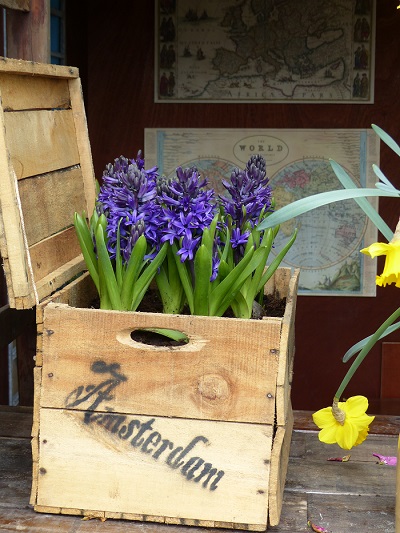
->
left=130, top=243, right=168, bottom=310
left=257, top=228, right=298, bottom=292
left=330, top=160, right=393, bottom=241
left=342, top=322, right=400, bottom=362
left=193, top=244, right=212, bottom=315
left=120, top=235, right=147, bottom=310
left=115, top=220, right=123, bottom=290
left=230, top=291, right=251, bottom=319
left=98, top=261, right=111, bottom=309
left=171, top=242, right=194, bottom=313
left=139, top=328, right=189, bottom=343
left=372, top=164, right=399, bottom=192
left=95, top=224, right=122, bottom=310
left=74, top=212, right=100, bottom=292
left=214, top=247, right=268, bottom=317
left=257, top=188, right=398, bottom=231
left=210, top=248, right=255, bottom=315
left=248, top=228, right=274, bottom=297
left=372, top=124, right=400, bottom=158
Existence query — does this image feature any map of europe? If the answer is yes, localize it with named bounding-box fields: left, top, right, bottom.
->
left=156, top=0, right=374, bottom=102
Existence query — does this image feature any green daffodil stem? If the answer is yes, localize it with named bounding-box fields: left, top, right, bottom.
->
left=335, top=305, right=400, bottom=401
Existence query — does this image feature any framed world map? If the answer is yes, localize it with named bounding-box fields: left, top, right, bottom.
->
left=155, top=0, right=375, bottom=103
left=145, top=128, right=379, bottom=296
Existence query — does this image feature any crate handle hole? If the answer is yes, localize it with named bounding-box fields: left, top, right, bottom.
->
left=130, top=328, right=189, bottom=347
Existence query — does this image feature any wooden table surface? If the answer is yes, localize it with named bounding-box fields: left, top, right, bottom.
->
left=0, top=406, right=398, bottom=533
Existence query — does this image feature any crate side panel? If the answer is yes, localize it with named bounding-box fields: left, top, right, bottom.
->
left=0, top=64, right=96, bottom=308
left=5, top=109, right=80, bottom=180
left=39, top=271, right=97, bottom=310
left=0, top=72, right=70, bottom=111
left=36, top=408, right=272, bottom=527
left=40, top=304, right=282, bottom=423
left=268, top=405, right=294, bottom=526
left=275, top=269, right=299, bottom=426
left=19, top=167, right=86, bottom=247
left=35, top=255, right=86, bottom=304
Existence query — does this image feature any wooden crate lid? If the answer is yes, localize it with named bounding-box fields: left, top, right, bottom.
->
left=0, top=57, right=96, bottom=309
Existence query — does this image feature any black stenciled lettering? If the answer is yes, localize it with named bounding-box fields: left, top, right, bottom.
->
left=141, top=431, right=162, bottom=454
left=119, top=419, right=140, bottom=440
left=152, top=438, right=174, bottom=459
left=167, top=435, right=208, bottom=469
left=65, top=360, right=127, bottom=424
left=194, top=463, right=225, bottom=491
left=181, top=456, right=204, bottom=480
left=68, top=361, right=225, bottom=491
left=130, top=419, right=155, bottom=447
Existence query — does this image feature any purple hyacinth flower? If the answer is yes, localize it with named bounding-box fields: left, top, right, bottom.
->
left=96, top=153, right=162, bottom=263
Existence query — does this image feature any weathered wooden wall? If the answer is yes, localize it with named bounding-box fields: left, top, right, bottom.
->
left=69, top=1, right=400, bottom=411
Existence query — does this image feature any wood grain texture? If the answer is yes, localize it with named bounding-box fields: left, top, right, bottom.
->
left=0, top=73, right=70, bottom=111
left=19, top=168, right=86, bottom=247
left=0, top=408, right=397, bottom=532
left=268, top=407, right=294, bottom=526
left=5, top=109, right=80, bottom=180
left=0, top=59, right=96, bottom=309
left=0, top=99, right=32, bottom=306
left=68, top=77, right=97, bottom=215
left=35, top=408, right=272, bottom=528
left=29, top=227, right=82, bottom=282
left=0, top=57, right=78, bottom=78
left=40, top=303, right=283, bottom=423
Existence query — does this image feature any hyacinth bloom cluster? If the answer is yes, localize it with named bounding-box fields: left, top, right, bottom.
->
left=75, top=151, right=297, bottom=316
left=157, top=166, right=217, bottom=262
left=220, top=154, right=273, bottom=254
left=97, top=153, right=161, bottom=262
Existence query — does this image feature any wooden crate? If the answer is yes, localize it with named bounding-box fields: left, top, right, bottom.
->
left=0, top=57, right=299, bottom=530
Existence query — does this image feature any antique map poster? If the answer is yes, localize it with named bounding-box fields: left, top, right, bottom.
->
left=155, top=0, right=375, bottom=103
left=145, top=128, right=379, bottom=296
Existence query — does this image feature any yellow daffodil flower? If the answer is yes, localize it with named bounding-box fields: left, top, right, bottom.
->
left=312, top=396, right=375, bottom=450
left=361, top=240, right=400, bottom=287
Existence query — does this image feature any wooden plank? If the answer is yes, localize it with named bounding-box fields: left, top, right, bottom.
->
left=40, top=304, right=282, bottom=423
left=18, top=167, right=86, bottom=247
left=268, top=407, right=294, bottom=526
left=0, top=72, right=70, bottom=111
left=36, top=408, right=272, bottom=528
left=34, top=255, right=86, bottom=306
left=0, top=0, right=29, bottom=10
left=285, top=433, right=397, bottom=497
left=307, top=493, right=395, bottom=533
left=0, top=101, right=32, bottom=306
left=0, top=437, right=32, bottom=509
left=68, top=77, right=97, bottom=214
left=275, top=269, right=299, bottom=426
left=5, top=109, right=80, bottom=180
left=0, top=57, right=78, bottom=78
left=29, top=227, right=82, bottom=283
